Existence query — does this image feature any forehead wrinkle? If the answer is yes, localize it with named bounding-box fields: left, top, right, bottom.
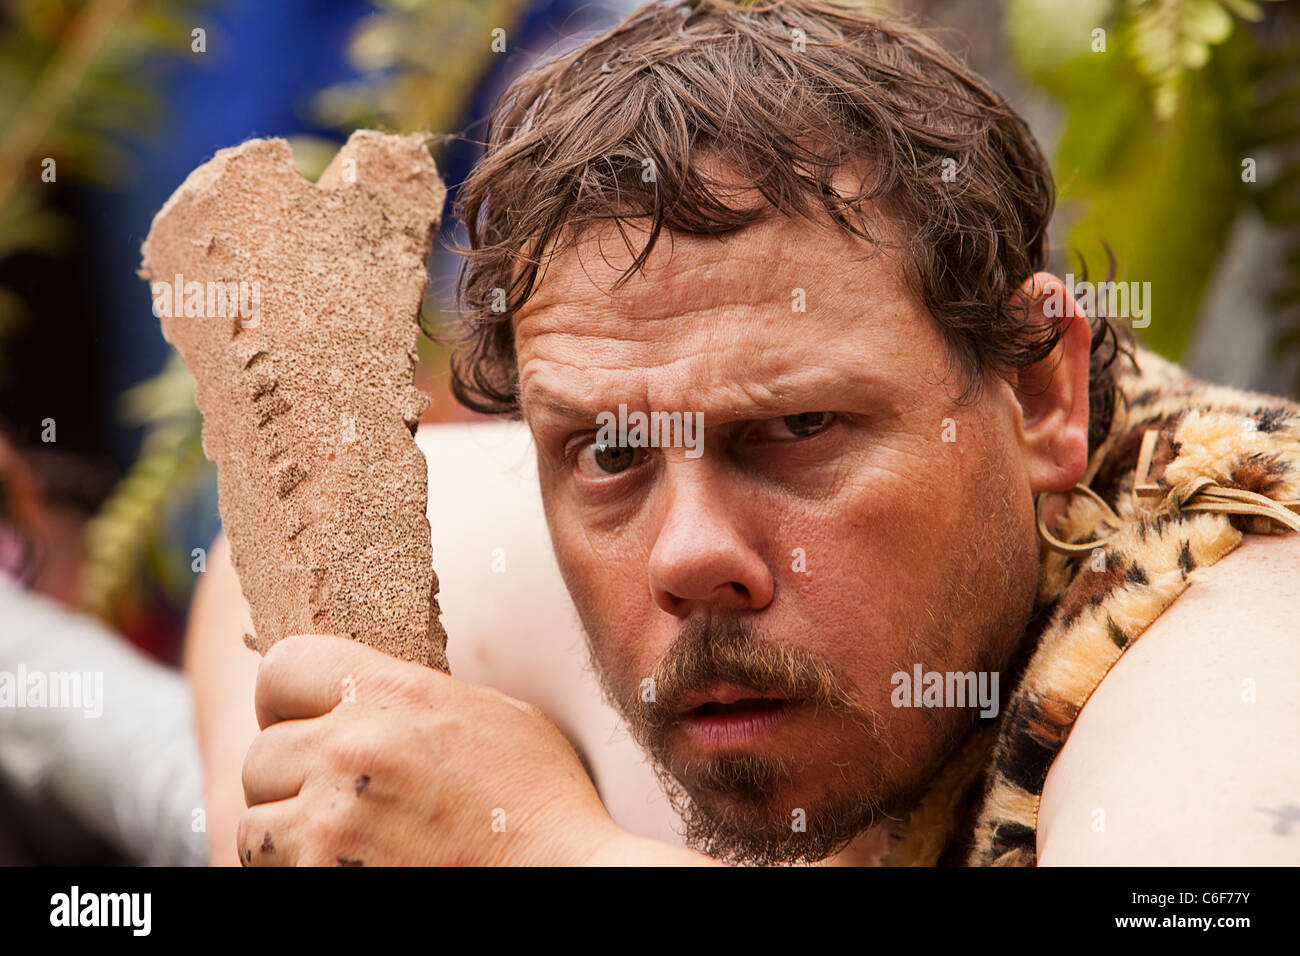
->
left=519, top=210, right=866, bottom=329
left=521, top=337, right=898, bottom=428
left=518, top=263, right=800, bottom=342
left=516, top=213, right=922, bottom=427
left=519, top=301, right=819, bottom=370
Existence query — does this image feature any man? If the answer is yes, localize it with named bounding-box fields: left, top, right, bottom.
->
left=198, top=0, right=1300, bottom=865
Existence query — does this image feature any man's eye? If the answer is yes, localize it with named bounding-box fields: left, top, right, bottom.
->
left=783, top=412, right=832, bottom=437
left=576, top=442, right=640, bottom=477
left=753, top=412, right=835, bottom=441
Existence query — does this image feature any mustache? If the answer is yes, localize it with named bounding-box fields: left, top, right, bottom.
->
left=614, top=615, right=896, bottom=864
left=626, top=615, right=865, bottom=740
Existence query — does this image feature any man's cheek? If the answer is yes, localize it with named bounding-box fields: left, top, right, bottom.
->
left=547, top=542, right=653, bottom=691
left=550, top=501, right=640, bottom=585
left=585, top=614, right=663, bottom=703
left=555, top=506, right=657, bottom=599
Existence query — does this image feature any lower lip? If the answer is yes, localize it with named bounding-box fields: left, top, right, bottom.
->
left=677, top=701, right=792, bottom=749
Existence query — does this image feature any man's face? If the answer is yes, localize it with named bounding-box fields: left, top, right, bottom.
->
left=514, top=199, right=1044, bottom=864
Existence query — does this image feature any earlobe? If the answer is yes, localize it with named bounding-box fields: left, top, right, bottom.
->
left=1010, top=272, right=1092, bottom=495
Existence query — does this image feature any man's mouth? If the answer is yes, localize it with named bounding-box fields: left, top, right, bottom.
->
left=676, top=685, right=793, bottom=749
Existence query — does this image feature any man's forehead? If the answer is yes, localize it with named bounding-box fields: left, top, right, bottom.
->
left=513, top=153, right=894, bottom=326
left=516, top=208, right=891, bottom=330
left=510, top=223, right=932, bottom=430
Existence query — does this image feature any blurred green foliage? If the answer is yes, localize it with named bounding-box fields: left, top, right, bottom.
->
left=1008, top=0, right=1299, bottom=377
left=313, top=0, right=532, bottom=138
left=80, top=351, right=206, bottom=618
left=0, top=0, right=214, bottom=623
left=0, top=0, right=212, bottom=374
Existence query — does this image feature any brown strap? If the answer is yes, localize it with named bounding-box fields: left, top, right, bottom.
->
left=1179, top=486, right=1300, bottom=533
left=1037, top=428, right=1300, bottom=556
left=1135, top=429, right=1300, bottom=533
left=1035, top=483, right=1121, bottom=556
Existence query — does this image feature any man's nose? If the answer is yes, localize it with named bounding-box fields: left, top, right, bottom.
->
left=647, top=465, right=775, bottom=617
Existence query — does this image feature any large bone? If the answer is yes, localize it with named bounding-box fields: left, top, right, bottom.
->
left=140, top=131, right=449, bottom=671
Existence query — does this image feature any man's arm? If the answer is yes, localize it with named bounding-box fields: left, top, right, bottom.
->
left=193, top=532, right=537, bottom=867
left=1037, top=530, right=1300, bottom=865
left=182, top=531, right=261, bottom=866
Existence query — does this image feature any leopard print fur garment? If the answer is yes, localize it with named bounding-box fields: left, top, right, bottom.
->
left=879, top=347, right=1300, bottom=866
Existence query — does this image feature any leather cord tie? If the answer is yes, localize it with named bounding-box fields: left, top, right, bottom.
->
left=1036, top=428, right=1300, bottom=556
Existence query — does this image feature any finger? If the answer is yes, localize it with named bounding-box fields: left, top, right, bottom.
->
left=242, top=717, right=325, bottom=807
left=237, top=798, right=305, bottom=867
left=254, top=633, right=387, bottom=729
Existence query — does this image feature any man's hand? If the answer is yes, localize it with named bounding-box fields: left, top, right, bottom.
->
left=237, top=634, right=622, bottom=866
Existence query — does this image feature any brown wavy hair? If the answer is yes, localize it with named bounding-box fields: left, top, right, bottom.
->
left=450, top=0, right=1129, bottom=451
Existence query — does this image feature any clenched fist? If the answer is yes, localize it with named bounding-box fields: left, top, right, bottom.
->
left=237, top=635, right=621, bottom=866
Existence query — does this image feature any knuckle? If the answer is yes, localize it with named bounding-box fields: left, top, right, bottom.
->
left=482, top=684, right=549, bottom=725
left=510, top=697, right=547, bottom=722
left=242, top=728, right=270, bottom=772
left=241, top=727, right=280, bottom=797
left=302, top=800, right=354, bottom=855
left=260, top=633, right=304, bottom=672
left=362, top=660, right=427, bottom=706
left=302, top=811, right=333, bottom=850
left=323, top=721, right=383, bottom=771
left=237, top=827, right=257, bottom=867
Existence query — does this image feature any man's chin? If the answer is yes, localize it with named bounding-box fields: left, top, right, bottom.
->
left=657, top=757, right=888, bottom=866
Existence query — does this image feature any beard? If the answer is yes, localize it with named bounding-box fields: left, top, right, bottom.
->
left=579, top=452, right=1039, bottom=866
left=617, top=614, right=896, bottom=865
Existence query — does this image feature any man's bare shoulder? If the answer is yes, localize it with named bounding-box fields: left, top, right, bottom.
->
left=415, top=420, right=586, bottom=706
left=1037, top=529, right=1300, bottom=865
left=414, top=422, right=681, bottom=843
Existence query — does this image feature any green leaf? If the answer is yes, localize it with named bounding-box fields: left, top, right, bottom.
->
left=1053, top=34, right=1252, bottom=359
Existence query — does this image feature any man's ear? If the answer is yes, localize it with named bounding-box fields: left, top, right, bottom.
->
left=1009, top=272, right=1091, bottom=495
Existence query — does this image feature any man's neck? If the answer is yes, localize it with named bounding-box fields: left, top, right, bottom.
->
left=821, top=823, right=892, bottom=866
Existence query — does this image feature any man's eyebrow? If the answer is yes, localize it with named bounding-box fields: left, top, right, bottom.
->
left=522, top=367, right=881, bottom=429
left=520, top=386, right=599, bottom=422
